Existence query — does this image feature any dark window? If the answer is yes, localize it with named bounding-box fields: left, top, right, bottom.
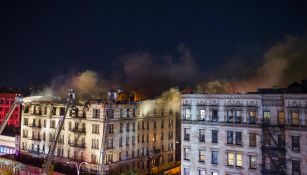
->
left=292, top=160, right=300, bottom=175
left=199, top=129, right=205, bottom=142
left=292, top=136, right=300, bottom=152
left=212, top=110, right=218, bottom=122
left=235, top=132, right=242, bottom=145
left=249, top=133, right=256, bottom=146
left=211, top=151, right=218, bottom=164
left=212, top=130, right=218, bottom=143
left=184, top=128, right=190, bottom=141
left=227, top=131, right=233, bottom=144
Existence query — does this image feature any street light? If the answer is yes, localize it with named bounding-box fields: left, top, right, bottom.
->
left=67, top=161, right=88, bottom=175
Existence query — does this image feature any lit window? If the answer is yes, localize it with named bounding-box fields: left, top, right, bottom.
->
left=263, top=111, right=270, bottom=124
left=199, top=149, right=205, bottom=162
left=200, top=109, right=206, bottom=120
left=199, top=169, right=205, bottom=175
left=291, top=112, right=299, bottom=126
left=264, top=156, right=270, bottom=170
left=236, top=154, right=242, bottom=167
left=249, top=111, right=256, bottom=124
left=185, top=109, right=191, bottom=120
left=278, top=111, right=285, bottom=125
left=249, top=155, right=256, bottom=169
left=227, top=152, right=234, bottom=166
left=184, top=148, right=190, bottom=160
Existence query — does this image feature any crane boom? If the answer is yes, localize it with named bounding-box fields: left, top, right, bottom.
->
left=0, top=95, right=23, bottom=135
left=42, top=90, right=76, bottom=175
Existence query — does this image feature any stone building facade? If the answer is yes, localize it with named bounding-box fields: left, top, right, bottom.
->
left=181, top=93, right=307, bottom=175
left=20, top=98, right=177, bottom=174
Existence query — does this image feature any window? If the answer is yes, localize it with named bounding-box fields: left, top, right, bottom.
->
left=91, top=154, right=97, bottom=163
left=235, top=110, right=242, bottom=123
left=185, top=109, right=191, bottom=120
left=199, top=150, right=205, bottom=162
left=24, top=118, right=28, bottom=126
left=291, top=112, right=299, bottom=126
left=107, top=154, right=113, bottom=163
left=249, top=111, right=256, bottom=124
left=292, top=160, right=300, bottom=175
left=199, top=129, right=205, bottom=142
left=227, top=131, right=233, bottom=144
left=263, top=130, right=271, bottom=146
left=236, top=154, right=242, bottom=167
left=249, top=133, right=256, bottom=147
left=154, top=121, right=156, bottom=129
left=132, top=122, right=135, bottom=131
left=126, top=123, right=130, bottom=132
left=212, top=110, right=218, bottom=122
left=227, top=152, right=234, bottom=166
left=184, top=128, right=190, bottom=141
left=212, top=173, right=218, bottom=175
left=200, top=109, right=206, bottom=120
left=263, top=111, right=270, bottom=124
left=126, top=137, right=129, bottom=146
left=92, top=139, right=99, bottom=149
left=50, top=120, right=55, bottom=128
left=119, top=137, right=122, bottom=147
left=120, top=123, right=123, bottom=132
left=52, top=107, right=57, bottom=115
left=107, top=138, right=113, bottom=148
left=249, top=155, right=256, bottom=169
left=92, top=124, right=99, bottom=134
left=199, top=169, right=205, bottom=175
left=108, top=124, right=114, bottom=133
left=161, top=120, right=164, bottom=128
left=235, top=132, right=242, bottom=145
left=264, top=156, right=270, bottom=170
left=227, top=110, right=233, bottom=123
left=211, top=151, right=218, bottom=164
left=227, top=153, right=242, bottom=167
left=278, top=111, right=285, bottom=125
left=292, top=136, right=300, bottom=152
left=278, top=134, right=285, bottom=145
left=184, top=148, right=190, bottom=160
left=119, top=152, right=122, bottom=161
left=93, top=109, right=100, bottom=118
left=212, top=130, right=218, bottom=143
left=120, top=109, right=123, bottom=118
left=183, top=168, right=190, bottom=175
left=132, top=136, right=135, bottom=145
left=60, top=107, right=65, bottom=116
left=106, top=109, right=114, bottom=118
left=126, top=108, right=130, bottom=117
left=132, top=108, right=136, bottom=117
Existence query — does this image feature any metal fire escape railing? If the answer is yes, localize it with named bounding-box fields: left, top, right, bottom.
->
left=42, top=90, right=76, bottom=175
left=70, top=107, right=86, bottom=151
left=261, top=100, right=286, bottom=175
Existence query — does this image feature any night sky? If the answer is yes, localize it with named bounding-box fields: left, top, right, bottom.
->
left=0, top=1, right=307, bottom=91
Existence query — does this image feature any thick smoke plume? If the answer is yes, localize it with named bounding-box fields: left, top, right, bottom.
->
left=35, top=70, right=113, bottom=101
left=138, top=88, right=181, bottom=116
left=197, top=35, right=307, bottom=93
left=116, top=45, right=201, bottom=98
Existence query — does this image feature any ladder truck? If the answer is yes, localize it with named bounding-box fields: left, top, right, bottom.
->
left=42, top=90, right=76, bottom=175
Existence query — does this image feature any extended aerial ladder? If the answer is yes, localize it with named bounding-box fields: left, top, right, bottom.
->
left=0, top=95, right=23, bottom=135
left=97, top=91, right=116, bottom=175
left=42, top=90, right=76, bottom=175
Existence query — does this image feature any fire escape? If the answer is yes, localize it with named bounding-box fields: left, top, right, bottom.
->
left=261, top=96, right=286, bottom=175
left=69, top=105, right=86, bottom=161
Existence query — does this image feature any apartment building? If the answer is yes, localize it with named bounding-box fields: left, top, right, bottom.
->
left=181, top=90, right=307, bottom=175
left=20, top=93, right=177, bottom=174
left=0, top=93, right=21, bottom=128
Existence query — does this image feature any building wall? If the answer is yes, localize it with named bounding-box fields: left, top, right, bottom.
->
left=20, top=100, right=177, bottom=174
left=181, top=94, right=307, bottom=175
left=0, top=93, right=20, bottom=128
